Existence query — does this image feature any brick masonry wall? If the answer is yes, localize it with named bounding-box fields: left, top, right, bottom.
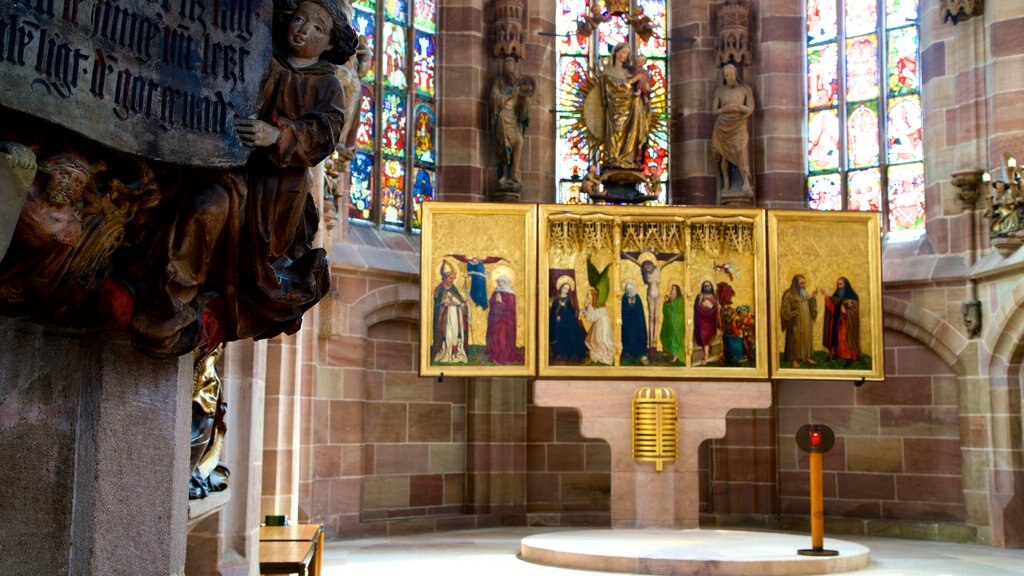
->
left=253, top=0, right=1024, bottom=547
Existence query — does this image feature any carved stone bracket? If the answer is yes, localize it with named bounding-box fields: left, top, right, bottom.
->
left=716, top=0, right=753, bottom=68
left=961, top=299, right=981, bottom=339
left=943, top=0, right=984, bottom=25
left=491, top=0, right=524, bottom=61
left=951, top=169, right=986, bottom=208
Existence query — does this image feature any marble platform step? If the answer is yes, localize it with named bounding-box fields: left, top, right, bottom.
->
left=520, top=529, right=871, bottom=575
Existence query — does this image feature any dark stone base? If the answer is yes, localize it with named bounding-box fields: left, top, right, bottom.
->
left=589, top=183, right=657, bottom=204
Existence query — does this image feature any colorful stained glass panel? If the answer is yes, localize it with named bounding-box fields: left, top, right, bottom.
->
left=353, top=0, right=375, bottom=11
left=557, top=57, right=588, bottom=110
left=356, top=86, right=375, bottom=152
left=353, top=9, right=376, bottom=83
left=414, top=0, right=436, bottom=32
left=381, top=90, right=408, bottom=157
left=381, top=159, right=406, bottom=226
left=412, top=168, right=434, bottom=230
left=847, top=102, right=880, bottom=169
left=414, top=32, right=435, bottom=98
left=644, top=58, right=667, bottom=93
left=808, top=173, right=842, bottom=210
left=557, top=116, right=590, bottom=182
left=886, top=0, right=919, bottom=28
left=846, top=35, right=880, bottom=102
left=808, top=43, right=839, bottom=108
left=888, top=162, right=925, bottom=232
left=384, top=0, right=407, bottom=24
left=598, top=14, right=630, bottom=57
left=887, top=27, right=919, bottom=97
left=887, top=96, right=923, bottom=163
left=413, top=102, right=435, bottom=165
left=558, top=0, right=589, bottom=56
left=382, top=22, right=408, bottom=90
left=848, top=168, right=882, bottom=212
left=845, top=0, right=878, bottom=37
left=637, top=0, right=667, bottom=57
left=348, top=152, right=374, bottom=220
left=808, top=109, right=841, bottom=173
left=644, top=126, right=669, bottom=181
left=807, top=0, right=838, bottom=44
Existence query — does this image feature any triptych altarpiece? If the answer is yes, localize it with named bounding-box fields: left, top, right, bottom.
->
left=419, top=203, right=883, bottom=382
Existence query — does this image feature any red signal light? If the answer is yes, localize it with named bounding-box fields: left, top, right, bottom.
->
left=809, top=427, right=822, bottom=448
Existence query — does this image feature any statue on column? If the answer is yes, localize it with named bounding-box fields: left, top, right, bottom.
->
left=713, top=0, right=755, bottom=206
left=490, top=57, right=535, bottom=193
left=489, top=0, right=532, bottom=199
left=711, top=64, right=755, bottom=204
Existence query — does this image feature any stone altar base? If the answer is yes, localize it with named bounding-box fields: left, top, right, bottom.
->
left=520, top=529, right=871, bottom=575
left=533, top=380, right=771, bottom=529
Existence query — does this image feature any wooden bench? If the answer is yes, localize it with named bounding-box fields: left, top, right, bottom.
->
left=260, top=524, right=324, bottom=576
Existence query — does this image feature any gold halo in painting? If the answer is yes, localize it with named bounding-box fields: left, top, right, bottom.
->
left=637, top=251, right=657, bottom=266
left=555, top=275, right=576, bottom=293
left=492, top=265, right=515, bottom=286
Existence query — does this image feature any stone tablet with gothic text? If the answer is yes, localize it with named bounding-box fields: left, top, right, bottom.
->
left=0, top=0, right=271, bottom=167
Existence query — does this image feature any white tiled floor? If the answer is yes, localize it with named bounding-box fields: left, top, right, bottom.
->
left=321, top=527, right=1024, bottom=576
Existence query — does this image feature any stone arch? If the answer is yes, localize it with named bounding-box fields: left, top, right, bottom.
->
left=987, top=283, right=1024, bottom=369
left=882, top=295, right=968, bottom=375
left=349, top=281, right=421, bottom=337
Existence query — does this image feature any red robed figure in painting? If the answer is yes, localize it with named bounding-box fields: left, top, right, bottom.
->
left=822, top=276, right=861, bottom=362
left=485, top=274, right=522, bottom=365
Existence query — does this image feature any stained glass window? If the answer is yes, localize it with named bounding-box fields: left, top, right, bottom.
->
left=556, top=0, right=669, bottom=204
left=806, top=0, right=924, bottom=237
left=348, top=0, right=436, bottom=230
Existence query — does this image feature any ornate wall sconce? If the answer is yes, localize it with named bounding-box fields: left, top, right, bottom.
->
left=942, top=0, right=984, bottom=25
left=632, top=387, right=678, bottom=472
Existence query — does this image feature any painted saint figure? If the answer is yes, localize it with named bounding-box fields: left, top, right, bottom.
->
left=549, top=277, right=586, bottom=363
left=621, top=250, right=682, bottom=359
left=692, top=280, right=720, bottom=366
left=659, top=284, right=686, bottom=364
left=823, top=277, right=861, bottom=364
left=780, top=274, right=821, bottom=368
left=621, top=281, right=648, bottom=363
left=432, top=261, right=469, bottom=364
left=485, top=274, right=522, bottom=365
left=446, top=254, right=507, bottom=309
left=580, top=287, right=615, bottom=365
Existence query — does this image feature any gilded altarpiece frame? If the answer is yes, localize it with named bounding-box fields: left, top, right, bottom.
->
left=539, top=205, right=768, bottom=379
left=419, top=203, right=537, bottom=376
left=768, top=211, right=884, bottom=381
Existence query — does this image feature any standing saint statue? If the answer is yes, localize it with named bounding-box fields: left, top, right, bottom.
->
left=712, top=64, right=755, bottom=201
left=490, top=57, right=535, bottom=192
left=599, top=43, right=651, bottom=172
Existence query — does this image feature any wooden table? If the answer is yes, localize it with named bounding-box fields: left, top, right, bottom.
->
left=260, top=524, right=324, bottom=576
left=259, top=540, right=314, bottom=575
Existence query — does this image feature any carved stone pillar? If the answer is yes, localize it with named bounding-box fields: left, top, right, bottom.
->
left=942, top=0, right=984, bottom=25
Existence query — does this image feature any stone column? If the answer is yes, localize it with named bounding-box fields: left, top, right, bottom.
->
left=534, top=379, right=771, bottom=529
left=0, top=320, right=191, bottom=576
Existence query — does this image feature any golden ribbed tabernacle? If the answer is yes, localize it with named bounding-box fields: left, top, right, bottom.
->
left=632, top=387, right=678, bottom=472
